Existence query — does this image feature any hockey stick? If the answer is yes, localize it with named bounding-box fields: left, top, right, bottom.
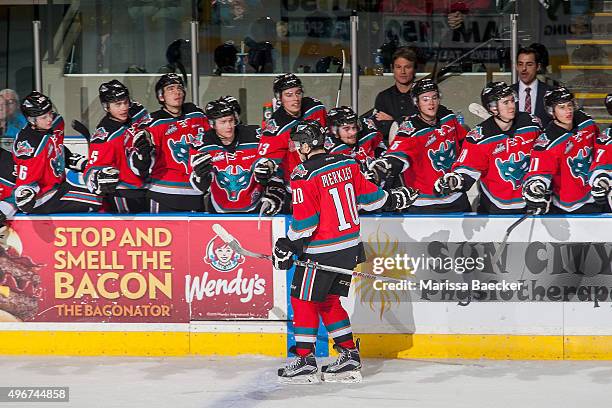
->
left=468, top=103, right=491, bottom=120
left=490, top=213, right=531, bottom=267
left=71, top=120, right=91, bottom=142
left=258, top=201, right=271, bottom=230
left=335, top=49, right=346, bottom=108
left=212, top=223, right=405, bottom=283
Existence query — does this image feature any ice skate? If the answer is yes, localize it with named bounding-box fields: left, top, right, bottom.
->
left=277, top=347, right=319, bottom=384
left=321, top=339, right=362, bottom=383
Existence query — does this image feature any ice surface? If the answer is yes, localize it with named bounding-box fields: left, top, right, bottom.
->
left=1, top=356, right=611, bottom=407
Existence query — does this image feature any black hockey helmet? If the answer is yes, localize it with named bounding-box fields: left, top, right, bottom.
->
left=410, top=78, right=440, bottom=104
left=99, top=79, right=130, bottom=105
left=155, top=73, right=185, bottom=101
left=480, top=81, right=516, bottom=113
left=605, top=93, right=612, bottom=116
left=21, top=91, right=53, bottom=118
left=273, top=73, right=303, bottom=97
left=290, top=120, right=326, bottom=150
left=543, top=86, right=575, bottom=116
left=328, top=106, right=360, bottom=135
left=219, top=95, right=241, bottom=120
left=205, top=99, right=234, bottom=123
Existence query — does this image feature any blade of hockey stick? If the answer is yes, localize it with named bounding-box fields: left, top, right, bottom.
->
left=71, top=120, right=91, bottom=142
left=258, top=201, right=271, bottom=230
left=490, top=213, right=531, bottom=267
left=468, top=103, right=491, bottom=120
left=211, top=223, right=405, bottom=283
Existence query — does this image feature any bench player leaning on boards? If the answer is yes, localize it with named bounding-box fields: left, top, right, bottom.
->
left=0, top=149, right=17, bottom=226
left=12, top=92, right=102, bottom=214
left=367, top=79, right=471, bottom=213
left=189, top=99, right=285, bottom=215
left=325, top=106, right=386, bottom=170
left=143, top=73, right=211, bottom=213
left=253, top=74, right=327, bottom=192
left=589, top=93, right=612, bottom=212
left=523, top=87, right=602, bottom=214
left=274, top=121, right=418, bottom=384
left=83, top=80, right=151, bottom=213
left=434, top=82, right=541, bottom=214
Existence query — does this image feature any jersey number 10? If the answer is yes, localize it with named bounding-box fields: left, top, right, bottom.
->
left=329, top=183, right=359, bottom=231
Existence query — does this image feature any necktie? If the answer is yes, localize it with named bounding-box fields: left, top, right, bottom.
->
left=525, top=87, right=532, bottom=114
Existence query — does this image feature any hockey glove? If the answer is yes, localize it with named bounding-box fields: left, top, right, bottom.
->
left=591, top=175, right=611, bottom=206
left=434, top=172, right=464, bottom=196
left=15, top=187, right=37, bottom=213
left=367, top=157, right=393, bottom=186
left=522, top=178, right=551, bottom=215
left=273, top=237, right=295, bottom=270
left=383, top=186, right=419, bottom=211
left=91, top=167, right=120, bottom=195
left=261, top=183, right=286, bottom=216
left=190, top=152, right=213, bottom=192
left=65, top=148, right=88, bottom=172
left=132, top=129, right=154, bottom=174
left=253, top=159, right=278, bottom=186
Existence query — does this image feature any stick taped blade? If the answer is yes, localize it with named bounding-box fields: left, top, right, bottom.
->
left=212, top=223, right=235, bottom=244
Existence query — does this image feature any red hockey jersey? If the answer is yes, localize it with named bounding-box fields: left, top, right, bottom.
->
left=526, top=110, right=598, bottom=212
left=192, top=125, right=263, bottom=213
left=288, top=154, right=387, bottom=263
left=146, top=103, right=210, bottom=208
left=257, top=97, right=326, bottom=183
left=590, top=126, right=611, bottom=186
left=385, top=106, right=467, bottom=207
left=13, top=115, right=67, bottom=205
left=452, top=112, right=541, bottom=213
left=84, top=102, right=150, bottom=192
left=326, top=117, right=385, bottom=168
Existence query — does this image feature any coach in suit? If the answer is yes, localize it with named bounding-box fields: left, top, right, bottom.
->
left=511, top=47, right=552, bottom=127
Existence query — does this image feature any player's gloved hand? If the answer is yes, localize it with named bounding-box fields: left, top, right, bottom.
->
left=253, top=159, right=278, bottom=186
left=591, top=175, right=611, bottom=206
left=522, top=178, right=551, bottom=215
left=66, top=151, right=88, bottom=172
left=384, top=186, right=419, bottom=211
left=189, top=152, right=213, bottom=192
left=434, top=172, right=464, bottom=196
left=132, top=129, right=154, bottom=175
left=367, top=157, right=393, bottom=185
left=91, top=167, right=120, bottom=195
left=15, top=187, right=37, bottom=213
left=261, top=183, right=286, bottom=216
left=273, top=237, right=295, bottom=270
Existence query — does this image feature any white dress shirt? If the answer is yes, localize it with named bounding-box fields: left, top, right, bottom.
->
left=518, top=80, right=538, bottom=114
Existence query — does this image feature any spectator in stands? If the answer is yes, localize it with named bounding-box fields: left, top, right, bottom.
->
left=373, top=47, right=419, bottom=141
left=510, top=47, right=552, bottom=127
left=0, top=89, right=27, bottom=139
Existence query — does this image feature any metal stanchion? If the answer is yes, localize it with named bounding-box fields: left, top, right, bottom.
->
left=190, top=0, right=199, bottom=105
left=350, top=10, right=359, bottom=115
left=33, top=6, right=43, bottom=92
left=511, top=13, right=518, bottom=84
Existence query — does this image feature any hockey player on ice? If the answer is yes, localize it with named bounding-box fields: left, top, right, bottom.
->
left=367, top=79, right=471, bottom=213
left=434, top=81, right=542, bottom=214
left=143, top=73, right=211, bottom=213
left=325, top=106, right=386, bottom=170
left=274, top=120, right=418, bottom=384
left=189, top=99, right=285, bottom=214
left=84, top=80, right=151, bottom=213
left=12, top=92, right=102, bottom=214
left=523, top=87, right=602, bottom=214
left=589, top=93, right=611, bottom=212
left=253, top=73, right=327, bottom=189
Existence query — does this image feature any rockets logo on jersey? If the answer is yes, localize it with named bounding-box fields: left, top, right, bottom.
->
left=203, top=233, right=245, bottom=272
left=264, top=119, right=279, bottom=134
left=15, top=141, right=34, bottom=156
left=534, top=133, right=550, bottom=149
left=291, top=163, right=308, bottom=179
left=91, top=128, right=109, bottom=141
left=467, top=125, right=485, bottom=141
left=188, top=127, right=206, bottom=149
left=567, top=146, right=592, bottom=185
left=324, top=136, right=335, bottom=150
left=168, top=135, right=190, bottom=172
left=398, top=120, right=415, bottom=134
left=427, top=140, right=456, bottom=172
left=495, top=151, right=530, bottom=189
left=599, top=128, right=611, bottom=144
left=216, top=165, right=252, bottom=201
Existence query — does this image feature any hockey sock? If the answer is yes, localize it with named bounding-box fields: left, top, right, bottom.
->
left=290, top=296, right=319, bottom=356
left=318, top=295, right=355, bottom=349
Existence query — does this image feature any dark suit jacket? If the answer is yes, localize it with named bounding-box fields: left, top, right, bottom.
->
left=511, top=80, right=552, bottom=128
